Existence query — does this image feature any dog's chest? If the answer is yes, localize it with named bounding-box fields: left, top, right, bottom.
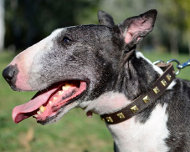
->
left=108, top=104, right=170, bottom=152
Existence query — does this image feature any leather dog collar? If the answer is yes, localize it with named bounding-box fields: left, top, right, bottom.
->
left=101, top=63, right=176, bottom=124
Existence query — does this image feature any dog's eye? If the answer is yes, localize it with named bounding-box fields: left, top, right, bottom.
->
left=62, top=36, right=72, bottom=44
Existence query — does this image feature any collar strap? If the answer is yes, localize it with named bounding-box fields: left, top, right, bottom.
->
left=101, top=63, right=176, bottom=125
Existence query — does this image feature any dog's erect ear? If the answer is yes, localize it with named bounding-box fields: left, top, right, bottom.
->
left=119, top=9, right=157, bottom=47
left=98, top=10, right=115, bottom=27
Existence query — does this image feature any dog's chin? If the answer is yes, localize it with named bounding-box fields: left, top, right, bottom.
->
left=12, top=80, right=88, bottom=124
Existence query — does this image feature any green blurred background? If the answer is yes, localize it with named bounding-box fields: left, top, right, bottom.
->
left=0, top=0, right=190, bottom=152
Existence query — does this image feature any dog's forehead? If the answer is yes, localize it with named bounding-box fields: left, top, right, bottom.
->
left=66, top=25, right=111, bottom=33
left=51, top=25, right=113, bottom=41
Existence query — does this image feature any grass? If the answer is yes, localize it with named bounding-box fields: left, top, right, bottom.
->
left=0, top=50, right=189, bottom=152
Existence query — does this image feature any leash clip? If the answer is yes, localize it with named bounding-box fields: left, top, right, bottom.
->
left=167, top=59, right=190, bottom=75
left=177, top=59, right=190, bottom=69
left=154, top=59, right=190, bottom=75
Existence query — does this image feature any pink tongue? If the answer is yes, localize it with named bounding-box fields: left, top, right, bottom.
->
left=12, top=88, right=57, bottom=123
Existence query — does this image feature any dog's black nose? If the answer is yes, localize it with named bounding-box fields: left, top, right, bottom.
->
left=2, top=65, right=18, bottom=85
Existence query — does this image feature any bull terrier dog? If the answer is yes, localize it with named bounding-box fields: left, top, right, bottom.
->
left=2, top=9, right=190, bottom=152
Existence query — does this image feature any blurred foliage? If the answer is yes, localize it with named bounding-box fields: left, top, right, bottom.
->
left=98, top=0, right=190, bottom=54
left=3, top=0, right=190, bottom=54
left=4, top=0, right=100, bottom=50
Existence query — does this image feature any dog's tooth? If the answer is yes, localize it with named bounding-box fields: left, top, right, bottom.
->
left=62, top=84, right=71, bottom=91
left=33, top=114, right=38, bottom=118
left=40, top=106, right=45, bottom=112
left=58, top=91, right=63, bottom=95
left=37, top=111, right=41, bottom=115
left=53, top=97, right=57, bottom=101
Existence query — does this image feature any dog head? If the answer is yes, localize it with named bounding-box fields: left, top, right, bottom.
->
left=2, top=10, right=157, bottom=124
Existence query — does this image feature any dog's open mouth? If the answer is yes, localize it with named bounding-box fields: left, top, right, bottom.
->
left=12, top=80, right=87, bottom=123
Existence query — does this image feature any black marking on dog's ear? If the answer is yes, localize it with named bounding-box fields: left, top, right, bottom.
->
left=118, top=9, right=157, bottom=48
left=98, top=10, right=115, bottom=28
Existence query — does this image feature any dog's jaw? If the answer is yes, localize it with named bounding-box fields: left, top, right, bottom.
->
left=40, top=101, right=79, bottom=125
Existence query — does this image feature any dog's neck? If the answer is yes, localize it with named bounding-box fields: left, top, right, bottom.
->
left=80, top=51, right=171, bottom=152
left=115, top=50, right=162, bottom=100
left=82, top=51, right=164, bottom=114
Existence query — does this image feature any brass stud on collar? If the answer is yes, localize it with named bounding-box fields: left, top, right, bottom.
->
left=153, top=86, right=160, bottom=94
left=161, top=79, right=167, bottom=86
left=130, top=105, right=139, bottom=113
left=106, top=117, right=113, bottom=123
left=166, top=74, right=172, bottom=81
left=143, top=95, right=150, bottom=103
left=117, top=112, right=125, bottom=119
